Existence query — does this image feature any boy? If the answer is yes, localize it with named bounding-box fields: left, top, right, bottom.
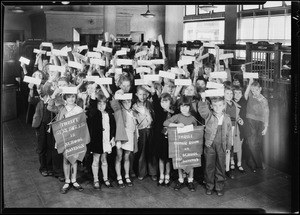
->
left=244, top=78, right=269, bottom=172
left=198, top=95, right=232, bottom=196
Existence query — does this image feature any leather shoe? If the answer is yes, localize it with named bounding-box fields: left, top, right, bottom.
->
left=60, top=183, right=71, bottom=194
left=151, top=175, right=157, bottom=181
left=174, top=181, right=184, bottom=191
left=206, top=189, right=212, bottom=195
left=40, top=170, right=48, bottom=177
left=93, top=181, right=101, bottom=190
left=225, top=171, right=235, bottom=179
left=188, top=182, right=195, bottom=192
left=58, top=176, right=65, bottom=182
left=72, top=182, right=83, bottom=192
left=217, top=190, right=224, bottom=196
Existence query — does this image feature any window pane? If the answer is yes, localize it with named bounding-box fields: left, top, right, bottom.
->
left=186, top=5, right=196, bottom=15
left=284, top=1, right=291, bottom=6
left=254, top=17, right=268, bottom=39
left=212, top=5, right=225, bottom=13
left=183, top=20, right=225, bottom=42
left=239, top=18, right=253, bottom=39
left=285, top=15, right=291, bottom=40
left=269, top=16, right=285, bottom=39
left=263, top=1, right=283, bottom=8
left=198, top=5, right=212, bottom=14
left=242, top=5, right=260, bottom=10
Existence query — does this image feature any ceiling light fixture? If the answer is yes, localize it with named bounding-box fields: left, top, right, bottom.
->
left=10, top=6, right=24, bottom=13
left=61, top=1, right=70, bottom=5
left=141, top=5, right=155, bottom=18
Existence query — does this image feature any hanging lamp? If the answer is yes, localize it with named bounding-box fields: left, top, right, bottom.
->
left=141, top=5, right=155, bottom=18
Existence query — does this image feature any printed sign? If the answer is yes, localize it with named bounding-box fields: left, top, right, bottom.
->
left=100, top=46, right=113, bottom=53
left=134, top=79, right=152, bottom=86
left=174, top=79, right=192, bottom=86
left=116, top=59, right=133, bottom=66
left=104, top=32, right=109, bottom=41
left=206, top=82, right=224, bottom=89
left=181, top=56, right=196, bottom=62
left=137, top=60, right=152, bottom=66
left=184, top=50, right=196, bottom=56
left=243, top=72, right=259, bottom=79
left=115, top=93, right=133, bottom=100
left=171, top=67, right=185, bottom=75
left=116, top=49, right=127, bottom=56
left=52, top=49, right=68, bottom=56
left=115, top=68, right=123, bottom=75
left=204, top=89, right=225, bottom=97
left=86, top=76, right=100, bottom=82
left=95, top=78, right=113, bottom=85
left=203, top=43, right=215, bottom=48
left=209, top=71, right=227, bottom=79
left=78, top=45, right=88, bottom=52
left=41, top=42, right=53, bottom=47
left=73, top=52, right=88, bottom=62
left=158, top=35, right=164, bottom=47
left=51, top=112, right=90, bottom=164
left=87, top=51, right=101, bottom=59
left=178, top=59, right=192, bottom=67
left=60, top=87, right=78, bottom=94
left=135, top=50, right=147, bottom=58
left=151, top=59, right=164, bottom=65
left=23, top=76, right=41, bottom=85
left=219, top=53, right=234, bottom=60
left=19, top=57, right=30, bottom=65
left=168, top=126, right=204, bottom=171
left=68, top=61, right=83, bottom=70
left=159, top=70, right=176, bottom=79
left=90, top=58, right=106, bottom=66
left=33, top=49, right=46, bottom=54
left=61, top=46, right=72, bottom=52
left=97, top=40, right=103, bottom=49
left=136, top=67, right=151, bottom=74
left=144, top=74, right=160, bottom=82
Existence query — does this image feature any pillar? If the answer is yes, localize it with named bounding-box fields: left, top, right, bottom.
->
left=103, top=5, right=116, bottom=38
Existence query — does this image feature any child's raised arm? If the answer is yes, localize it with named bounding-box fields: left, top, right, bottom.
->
left=244, top=78, right=253, bottom=100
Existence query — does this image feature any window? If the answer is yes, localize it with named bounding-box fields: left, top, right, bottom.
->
left=263, top=1, right=283, bottom=8
left=242, top=5, right=260, bottom=10
left=212, top=5, right=225, bottom=13
left=253, top=17, right=268, bottom=39
left=186, top=5, right=196, bottom=15
left=183, top=20, right=225, bottom=43
left=284, top=1, right=291, bottom=6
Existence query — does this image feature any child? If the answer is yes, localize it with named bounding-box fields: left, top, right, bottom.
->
left=152, top=92, right=174, bottom=186
left=244, top=78, right=269, bottom=172
left=47, top=86, right=84, bottom=194
left=163, top=96, right=198, bottom=192
left=110, top=97, right=139, bottom=188
left=198, top=95, right=232, bottom=196
left=224, top=85, right=243, bottom=179
left=233, top=85, right=247, bottom=173
left=86, top=89, right=116, bottom=190
left=132, top=86, right=156, bottom=181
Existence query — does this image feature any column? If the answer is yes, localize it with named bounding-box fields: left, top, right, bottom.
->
left=103, top=5, right=116, bottom=37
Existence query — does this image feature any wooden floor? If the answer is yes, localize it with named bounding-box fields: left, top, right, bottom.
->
left=2, top=114, right=294, bottom=213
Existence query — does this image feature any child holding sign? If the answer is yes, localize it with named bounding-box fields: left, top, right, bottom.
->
left=86, top=90, right=116, bottom=190
left=244, top=78, right=269, bottom=172
left=198, top=95, right=232, bottom=196
left=163, top=96, right=198, bottom=192
left=47, top=87, right=84, bottom=194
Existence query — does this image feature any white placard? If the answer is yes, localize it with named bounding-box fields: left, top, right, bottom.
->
left=86, top=76, right=100, bottom=82
left=110, top=34, right=116, bottom=41
left=174, top=79, right=192, bottom=86
left=87, top=51, right=101, bottom=59
left=23, top=76, right=41, bottom=85
left=219, top=53, right=234, bottom=60
left=149, top=44, right=155, bottom=55
left=52, top=49, right=68, bottom=56
left=151, top=59, right=165, bottom=65
left=159, top=70, right=176, bottom=79
left=46, top=52, right=52, bottom=56
left=144, top=75, right=160, bottom=82
left=203, top=43, right=215, bottom=48
left=115, top=93, right=132, bottom=100
left=104, top=32, right=109, bottom=42
left=61, top=46, right=72, bottom=52
left=121, top=48, right=130, bottom=52
left=137, top=60, right=152, bottom=66
left=73, top=52, right=88, bottom=62
left=33, top=49, right=46, bottom=54
left=93, top=47, right=103, bottom=52
left=219, top=65, right=225, bottom=71
left=41, top=42, right=53, bottom=47
left=184, top=50, right=196, bottom=56
left=204, top=89, right=225, bottom=97
left=135, top=50, right=147, bottom=58
left=136, top=67, right=151, bottom=74
left=100, top=46, right=113, bottom=53
left=197, top=53, right=209, bottom=61
left=95, top=78, right=112, bottom=85
left=134, top=79, right=151, bottom=86
left=19, top=57, right=30, bottom=65
left=49, top=65, right=65, bottom=73
left=117, top=59, right=133, bottom=66
left=158, top=35, right=164, bottom=47
left=206, top=82, right=224, bottom=89
left=210, top=72, right=228, bottom=79
left=177, top=125, right=194, bottom=134
left=243, top=72, right=259, bottom=79
left=97, top=40, right=102, bottom=49
left=60, top=87, right=78, bottom=94
left=68, top=61, right=83, bottom=70
left=181, top=56, right=196, bottom=62
left=171, top=67, right=185, bottom=75
left=78, top=45, right=88, bottom=52
left=178, top=59, right=192, bottom=67
left=116, top=49, right=127, bottom=56
left=90, top=58, right=106, bottom=66
left=115, top=68, right=123, bottom=75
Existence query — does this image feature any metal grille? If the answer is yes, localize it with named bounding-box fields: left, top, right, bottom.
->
left=250, top=50, right=275, bottom=91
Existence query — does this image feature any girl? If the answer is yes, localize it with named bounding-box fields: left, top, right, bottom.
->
left=163, top=96, right=198, bottom=192
left=152, top=92, right=174, bottom=186
left=110, top=97, right=139, bottom=188
left=47, top=86, right=84, bottom=194
left=86, top=90, right=116, bottom=190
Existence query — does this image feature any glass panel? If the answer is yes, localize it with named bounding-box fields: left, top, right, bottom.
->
left=285, top=15, right=291, bottom=40
left=284, top=1, right=291, bottom=6
left=239, top=18, right=254, bottom=39
left=183, top=20, right=225, bottom=42
left=198, top=5, right=212, bottom=14
left=269, top=16, right=285, bottom=39
left=253, top=17, right=268, bottom=39
left=263, top=1, right=283, bottom=8
left=212, top=5, right=225, bottom=13
left=186, top=5, right=196, bottom=15
left=242, top=5, right=260, bottom=10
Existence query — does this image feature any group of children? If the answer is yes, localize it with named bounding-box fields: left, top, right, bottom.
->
left=21, top=38, right=269, bottom=196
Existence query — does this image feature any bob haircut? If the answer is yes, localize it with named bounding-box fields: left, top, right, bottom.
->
left=210, top=96, right=225, bottom=104
left=177, top=95, right=192, bottom=110
left=63, top=93, right=77, bottom=101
